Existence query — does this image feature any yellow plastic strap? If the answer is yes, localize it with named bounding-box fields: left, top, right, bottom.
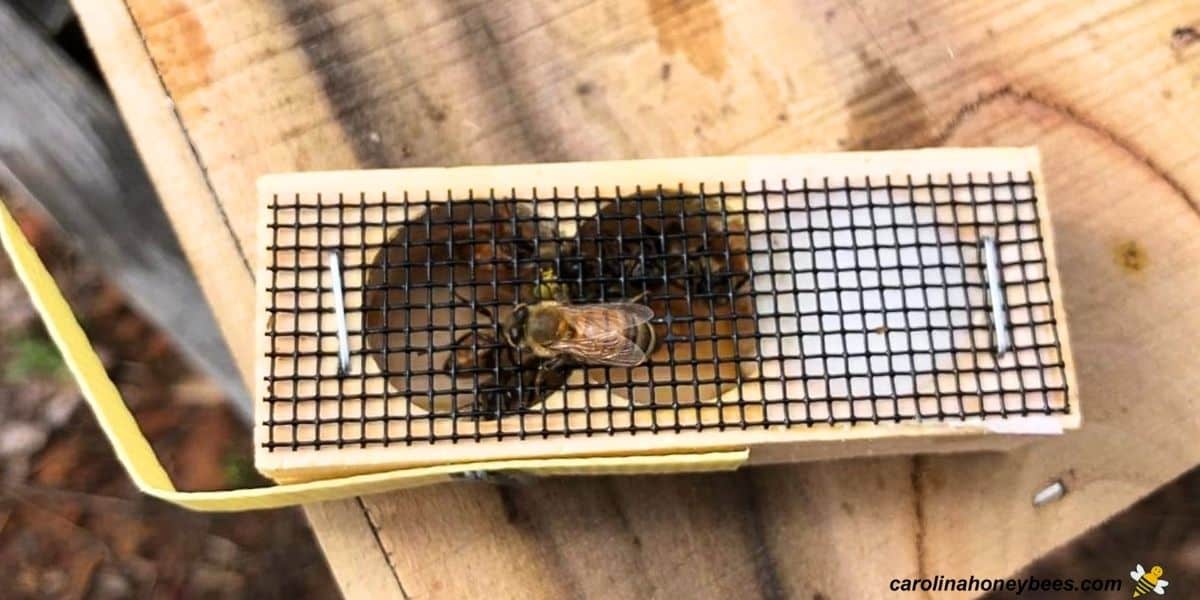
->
left=0, top=200, right=748, bottom=511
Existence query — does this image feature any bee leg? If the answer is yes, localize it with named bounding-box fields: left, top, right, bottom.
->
left=449, top=284, right=496, bottom=319
left=501, top=303, right=528, bottom=349
left=534, top=357, right=569, bottom=389
left=553, top=283, right=571, bottom=304
left=476, top=303, right=496, bottom=322
left=533, top=359, right=553, bottom=389
left=443, top=330, right=500, bottom=375
left=533, top=362, right=548, bottom=389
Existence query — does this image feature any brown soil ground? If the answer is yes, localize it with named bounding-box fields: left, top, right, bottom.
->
left=0, top=198, right=338, bottom=599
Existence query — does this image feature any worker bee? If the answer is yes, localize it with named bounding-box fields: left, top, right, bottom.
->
left=421, top=193, right=750, bottom=416
left=571, top=193, right=751, bottom=301
left=440, top=328, right=575, bottom=416
left=438, top=200, right=565, bottom=305
left=442, top=266, right=567, bottom=374
left=501, top=301, right=657, bottom=368
left=437, top=266, right=585, bottom=415
left=1130, top=564, right=1168, bottom=597
left=442, top=329, right=502, bottom=375
left=531, top=266, right=570, bottom=303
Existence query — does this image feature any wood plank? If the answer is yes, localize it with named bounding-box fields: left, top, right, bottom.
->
left=0, top=1, right=250, bottom=417
left=73, top=0, right=1200, bottom=597
left=67, top=0, right=261, bottom=390
left=305, top=499, right=407, bottom=599
left=921, top=89, right=1200, bottom=579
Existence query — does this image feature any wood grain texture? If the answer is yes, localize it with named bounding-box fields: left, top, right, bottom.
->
left=305, top=498, right=407, bottom=598
left=72, top=0, right=1200, bottom=598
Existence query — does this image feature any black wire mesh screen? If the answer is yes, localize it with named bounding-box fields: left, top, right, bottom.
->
left=262, top=172, right=1069, bottom=450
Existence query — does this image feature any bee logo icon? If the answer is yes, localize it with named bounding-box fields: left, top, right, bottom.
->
left=1130, top=564, right=1168, bottom=597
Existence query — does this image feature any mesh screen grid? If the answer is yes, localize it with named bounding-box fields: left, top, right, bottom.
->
left=262, top=172, right=1069, bottom=450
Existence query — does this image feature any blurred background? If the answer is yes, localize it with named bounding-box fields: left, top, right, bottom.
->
left=0, top=0, right=338, bottom=597
left=0, top=1, right=1195, bottom=598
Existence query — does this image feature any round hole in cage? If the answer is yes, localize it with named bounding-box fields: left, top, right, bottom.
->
left=361, top=201, right=508, bottom=417
left=568, top=193, right=759, bottom=408
left=362, top=193, right=759, bottom=421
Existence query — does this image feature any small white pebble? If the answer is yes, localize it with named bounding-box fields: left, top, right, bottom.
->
left=43, top=391, right=81, bottom=427
left=0, top=422, right=47, bottom=457
left=205, top=536, right=240, bottom=567
left=368, top=131, right=382, bottom=144
left=40, top=570, right=67, bottom=596
left=92, top=568, right=133, bottom=599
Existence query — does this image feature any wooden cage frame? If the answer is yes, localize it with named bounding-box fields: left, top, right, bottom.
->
left=254, top=147, right=1078, bottom=482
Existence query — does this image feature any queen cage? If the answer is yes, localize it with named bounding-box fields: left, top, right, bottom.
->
left=254, top=149, right=1077, bottom=479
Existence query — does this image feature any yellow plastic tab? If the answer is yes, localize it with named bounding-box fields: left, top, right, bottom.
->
left=0, top=199, right=748, bottom=511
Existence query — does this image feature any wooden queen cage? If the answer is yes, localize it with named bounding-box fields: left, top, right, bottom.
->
left=254, top=148, right=1077, bottom=481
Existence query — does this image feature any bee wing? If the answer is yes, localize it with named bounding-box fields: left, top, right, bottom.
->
left=1157, top=580, right=1169, bottom=592
left=560, top=303, right=655, bottom=329
left=550, top=332, right=648, bottom=367
left=1132, top=565, right=1145, bottom=580
left=548, top=303, right=655, bottom=367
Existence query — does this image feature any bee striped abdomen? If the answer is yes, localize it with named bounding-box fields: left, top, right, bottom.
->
left=1133, top=575, right=1154, bottom=597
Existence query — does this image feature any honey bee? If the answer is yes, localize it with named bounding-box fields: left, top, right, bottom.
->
left=443, top=329, right=502, bottom=375
left=440, top=200, right=563, bottom=305
left=531, top=266, right=570, bottom=303
left=425, top=194, right=750, bottom=415
left=1130, top=564, right=1168, bottom=597
left=501, top=301, right=656, bottom=368
left=438, top=266, right=583, bottom=412
left=440, top=328, right=573, bottom=416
